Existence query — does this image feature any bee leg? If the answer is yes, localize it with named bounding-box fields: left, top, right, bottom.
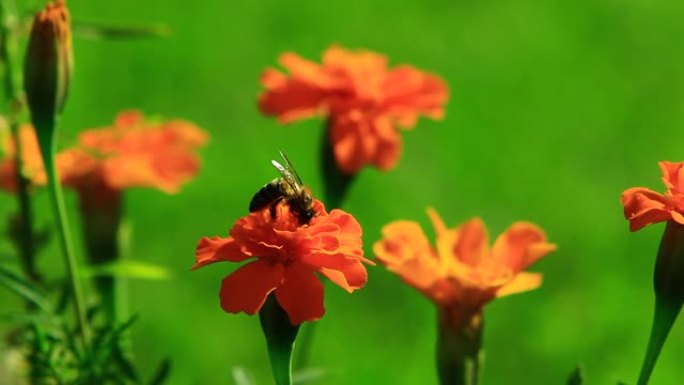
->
left=268, top=197, right=285, bottom=220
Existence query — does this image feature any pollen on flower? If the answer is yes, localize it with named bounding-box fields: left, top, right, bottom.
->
left=193, top=199, right=372, bottom=325
left=258, top=45, right=449, bottom=175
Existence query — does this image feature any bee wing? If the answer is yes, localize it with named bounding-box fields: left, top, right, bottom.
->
left=271, top=159, right=302, bottom=194
left=278, top=150, right=305, bottom=186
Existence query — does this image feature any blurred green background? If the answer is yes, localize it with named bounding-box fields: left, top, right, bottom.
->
left=3, top=0, right=684, bottom=383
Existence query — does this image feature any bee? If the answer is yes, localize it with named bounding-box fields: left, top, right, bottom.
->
left=249, top=151, right=316, bottom=225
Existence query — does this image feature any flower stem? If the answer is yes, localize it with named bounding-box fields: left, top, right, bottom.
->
left=636, top=296, right=681, bottom=385
left=40, top=140, right=90, bottom=345
left=1, top=0, right=39, bottom=283
left=259, top=294, right=300, bottom=385
left=436, top=305, right=484, bottom=385
left=319, top=118, right=356, bottom=210
left=78, top=187, right=123, bottom=324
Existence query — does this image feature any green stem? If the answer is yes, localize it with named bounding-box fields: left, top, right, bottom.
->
left=1, top=0, right=39, bottom=283
left=78, top=186, right=123, bottom=324
left=636, top=296, right=681, bottom=385
left=436, top=305, right=484, bottom=385
left=260, top=295, right=299, bottom=385
left=39, top=140, right=90, bottom=345
left=319, top=118, right=356, bottom=210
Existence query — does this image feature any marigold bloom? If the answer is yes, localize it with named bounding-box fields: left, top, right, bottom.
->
left=0, top=125, right=47, bottom=192
left=193, top=200, right=371, bottom=324
left=57, top=110, right=207, bottom=196
left=259, top=45, right=449, bottom=174
left=374, top=208, right=556, bottom=312
left=621, top=161, right=684, bottom=232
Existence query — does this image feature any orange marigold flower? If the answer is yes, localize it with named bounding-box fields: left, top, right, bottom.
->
left=258, top=45, right=449, bottom=174
left=0, top=125, right=47, bottom=193
left=621, top=161, right=684, bottom=232
left=193, top=200, right=372, bottom=325
left=57, top=110, right=207, bottom=195
left=374, top=208, right=556, bottom=310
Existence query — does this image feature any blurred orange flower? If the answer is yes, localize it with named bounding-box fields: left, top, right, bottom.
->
left=0, top=125, right=47, bottom=193
left=57, top=110, right=207, bottom=196
left=259, top=45, right=449, bottom=174
left=622, top=161, right=684, bottom=232
left=193, top=200, right=372, bottom=324
left=374, top=208, right=555, bottom=314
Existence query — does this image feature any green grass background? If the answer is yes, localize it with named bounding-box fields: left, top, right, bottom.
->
left=3, top=0, right=684, bottom=383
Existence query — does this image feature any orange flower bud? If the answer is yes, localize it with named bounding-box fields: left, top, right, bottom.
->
left=23, top=0, right=72, bottom=126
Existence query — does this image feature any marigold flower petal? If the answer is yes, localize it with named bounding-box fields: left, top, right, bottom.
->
left=373, top=221, right=442, bottom=292
left=0, top=125, right=47, bottom=192
left=495, top=272, right=543, bottom=298
left=375, top=209, right=554, bottom=309
left=220, top=260, right=285, bottom=315
left=438, top=218, right=489, bottom=268
left=491, top=222, right=556, bottom=271
left=193, top=236, right=250, bottom=269
left=59, top=110, right=206, bottom=194
left=259, top=45, right=448, bottom=174
left=621, top=187, right=672, bottom=232
left=659, top=161, right=684, bottom=193
left=196, top=200, right=368, bottom=323
left=275, top=264, right=325, bottom=324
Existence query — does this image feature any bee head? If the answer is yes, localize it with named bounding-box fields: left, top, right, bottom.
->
left=296, top=187, right=315, bottom=224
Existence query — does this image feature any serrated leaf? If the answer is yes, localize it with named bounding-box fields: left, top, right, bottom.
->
left=0, top=263, right=52, bottom=313
left=148, top=358, right=171, bottom=385
left=73, top=21, right=170, bottom=40
left=82, top=260, right=171, bottom=281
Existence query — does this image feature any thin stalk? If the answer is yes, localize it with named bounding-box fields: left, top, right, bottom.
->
left=636, top=296, right=681, bottom=385
left=78, top=187, right=123, bottom=324
left=260, top=295, right=299, bottom=385
left=1, top=0, right=39, bottom=283
left=39, top=140, right=90, bottom=345
left=436, top=305, right=484, bottom=385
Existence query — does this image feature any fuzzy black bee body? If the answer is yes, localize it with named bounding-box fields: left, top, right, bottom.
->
left=249, top=152, right=315, bottom=225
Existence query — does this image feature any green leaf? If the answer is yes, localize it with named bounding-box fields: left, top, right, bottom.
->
left=0, top=263, right=52, bottom=313
left=73, top=21, right=170, bottom=40
left=0, top=311, right=54, bottom=325
left=82, top=260, right=172, bottom=281
left=293, top=367, right=326, bottom=384
left=567, top=366, right=584, bottom=385
left=148, top=358, right=171, bottom=385
left=259, top=294, right=300, bottom=385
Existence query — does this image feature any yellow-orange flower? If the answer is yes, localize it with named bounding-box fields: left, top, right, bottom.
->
left=193, top=200, right=372, bottom=325
left=374, top=208, right=556, bottom=310
left=621, top=161, right=684, bottom=232
left=0, top=125, right=47, bottom=193
left=57, top=110, right=207, bottom=195
left=259, top=45, right=449, bottom=174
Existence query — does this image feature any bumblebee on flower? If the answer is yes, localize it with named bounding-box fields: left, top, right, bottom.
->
left=194, top=152, right=372, bottom=325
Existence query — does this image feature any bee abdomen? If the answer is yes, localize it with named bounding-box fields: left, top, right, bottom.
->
left=249, top=180, right=285, bottom=212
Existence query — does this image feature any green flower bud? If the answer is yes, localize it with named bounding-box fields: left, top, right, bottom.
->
left=23, top=0, right=72, bottom=130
